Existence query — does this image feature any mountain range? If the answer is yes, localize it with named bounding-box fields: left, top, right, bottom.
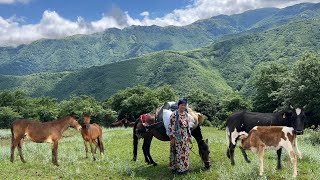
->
left=0, top=2, right=319, bottom=100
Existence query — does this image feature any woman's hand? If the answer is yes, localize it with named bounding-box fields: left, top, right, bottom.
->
left=170, top=138, right=175, bottom=146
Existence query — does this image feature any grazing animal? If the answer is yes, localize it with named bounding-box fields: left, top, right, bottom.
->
left=127, top=121, right=135, bottom=127
left=133, top=102, right=210, bottom=169
left=239, top=126, right=298, bottom=177
left=10, top=114, right=81, bottom=166
left=110, top=118, right=128, bottom=128
left=81, top=114, right=104, bottom=160
left=226, top=105, right=305, bottom=167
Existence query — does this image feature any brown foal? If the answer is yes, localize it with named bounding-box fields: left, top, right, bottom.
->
left=10, top=115, right=81, bottom=166
left=81, top=114, right=104, bottom=160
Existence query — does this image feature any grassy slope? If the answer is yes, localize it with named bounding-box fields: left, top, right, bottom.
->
left=0, top=72, right=70, bottom=97
left=47, top=51, right=233, bottom=100
left=0, top=127, right=318, bottom=179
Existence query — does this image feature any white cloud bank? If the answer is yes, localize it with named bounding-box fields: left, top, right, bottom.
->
left=0, top=0, right=31, bottom=4
left=0, top=0, right=320, bottom=47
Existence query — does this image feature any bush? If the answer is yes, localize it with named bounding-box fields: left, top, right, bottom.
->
left=0, top=107, right=22, bottom=128
left=303, top=125, right=320, bottom=146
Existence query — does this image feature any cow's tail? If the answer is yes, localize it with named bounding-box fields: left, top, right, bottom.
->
left=132, top=120, right=139, bottom=161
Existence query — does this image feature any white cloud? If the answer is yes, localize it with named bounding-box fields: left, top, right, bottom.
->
left=0, top=0, right=320, bottom=47
left=140, top=11, right=150, bottom=17
left=0, top=0, right=31, bottom=4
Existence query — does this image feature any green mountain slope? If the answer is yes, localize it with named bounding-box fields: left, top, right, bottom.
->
left=1, top=3, right=320, bottom=100
left=1, top=3, right=319, bottom=75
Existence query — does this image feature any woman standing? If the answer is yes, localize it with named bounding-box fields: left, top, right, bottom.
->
left=169, top=98, right=191, bottom=174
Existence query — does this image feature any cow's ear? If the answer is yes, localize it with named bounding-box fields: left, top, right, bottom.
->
left=205, top=139, right=208, bottom=144
left=302, top=105, right=307, bottom=109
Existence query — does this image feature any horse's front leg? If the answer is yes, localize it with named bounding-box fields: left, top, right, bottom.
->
left=89, top=140, right=96, bottom=161
left=146, top=136, right=157, bottom=166
left=52, top=141, right=59, bottom=166
left=142, top=138, right=150, bottom=164
left=84, top=141, right=88, bottom=158
left=92, top=140, right=98, bottom=154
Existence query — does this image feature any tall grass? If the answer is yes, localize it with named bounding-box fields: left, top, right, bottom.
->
left=0, top=127, right=319, bottom=179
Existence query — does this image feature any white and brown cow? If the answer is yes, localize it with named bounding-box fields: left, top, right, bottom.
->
left=238, top=126, right=298, bottom=177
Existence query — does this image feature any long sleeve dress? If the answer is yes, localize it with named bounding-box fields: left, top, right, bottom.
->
left=169, top=110, right=191, bottom=173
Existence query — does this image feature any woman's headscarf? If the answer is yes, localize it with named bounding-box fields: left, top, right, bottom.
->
left=178, top=98, right=188, bottom=106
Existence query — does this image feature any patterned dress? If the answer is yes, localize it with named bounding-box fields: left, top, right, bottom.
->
left=169, top=110, right=191, bottom=173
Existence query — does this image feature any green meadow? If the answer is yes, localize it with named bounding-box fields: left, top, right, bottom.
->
left=0, top=127, right=318, bottom=180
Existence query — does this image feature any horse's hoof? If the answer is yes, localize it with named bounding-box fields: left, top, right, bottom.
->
left=231, top=162, right=235, bottom=166
left=152, top=162, right=158, bottom=166
left=277, top=165, right=282, bottom=170
left=21, top=160, right=26, bottom=163
left=93, top=158, right=96, bottom=161
left=132, top=158, right=136, bottom=161
left=53, top=163, right=59, bottom=166
left=246, top=160, right=251, bottom=163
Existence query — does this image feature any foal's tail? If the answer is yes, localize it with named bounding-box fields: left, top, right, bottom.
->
left=133, top=120, right=139, bottom=161
left=97, top=135, right=104, bottom=154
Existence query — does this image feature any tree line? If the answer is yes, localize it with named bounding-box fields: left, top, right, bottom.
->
left=0, top=54, right=319, bottom=128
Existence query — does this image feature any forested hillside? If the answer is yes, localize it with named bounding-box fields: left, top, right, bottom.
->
left=0, top=3, right=319, bottom=75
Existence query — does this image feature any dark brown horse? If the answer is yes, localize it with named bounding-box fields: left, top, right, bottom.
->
left=127, top=121, right=135, bottom=127
left=109, top=118, right=129, bottom=128
left=81, top=114, right=104, bottom=160
left=133, top=113, right=211, bottom=169
left=10, top=114, right=81, bottom=166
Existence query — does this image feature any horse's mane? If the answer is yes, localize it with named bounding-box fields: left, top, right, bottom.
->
left=44, top=115, right=71, bottom=124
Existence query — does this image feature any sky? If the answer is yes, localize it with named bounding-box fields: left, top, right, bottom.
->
left=0, top=0, right=320, bottom=47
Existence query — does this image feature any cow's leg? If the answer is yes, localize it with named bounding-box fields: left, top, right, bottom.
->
left=276, top=148, right=282, bottom=169
left=228, top=143, right=236, bottom=165
left=258, top=146, right=264, bottom=176
left=17, top=139, right=26, bottom=163
left=240, top=146, right=250, bottom=163
left=286, top=147, right=297, bottom=178
left=295, top=137, right=302, bottom=159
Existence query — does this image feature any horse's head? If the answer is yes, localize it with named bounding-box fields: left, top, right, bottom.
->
left=83, top=113, right=91, bottom=124
left=198, top=139, right=211, bottom=169
left=69, top=113, right=82, bottom=131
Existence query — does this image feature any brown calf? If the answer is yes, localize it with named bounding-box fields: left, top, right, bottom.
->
left=239, top=126, right=297, bottom=177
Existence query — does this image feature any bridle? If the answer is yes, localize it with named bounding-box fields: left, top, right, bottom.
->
left=189, top=140, right=211, bottom=164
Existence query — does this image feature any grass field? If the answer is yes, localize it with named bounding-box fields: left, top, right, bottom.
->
left=0, top=127, right=319, bottom=180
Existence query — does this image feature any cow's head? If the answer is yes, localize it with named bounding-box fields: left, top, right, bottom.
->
left=288, top=104, right=306, bottom=135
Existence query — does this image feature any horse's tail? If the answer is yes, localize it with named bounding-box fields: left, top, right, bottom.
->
left=11, top=124, right=14, bottom=146
left=133, top=119, right=139, bottom=161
